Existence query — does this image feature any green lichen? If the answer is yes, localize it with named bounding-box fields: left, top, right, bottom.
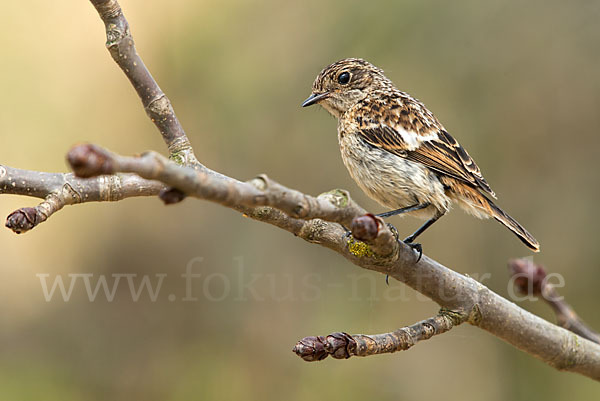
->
left=302, top=219, right=327, bottom=243
left=347, top=237, right=374, bottom=258
left=439, top=308, right=469, bottom=325
left=169, top=151, right=186, bottom=166
left=318, top=189, right=349, bottom=208
left=468, top=304, right=482, bottom=325
left=249, top=206, right=271, bottom=220
left=559, top=333, right=582, bottom=369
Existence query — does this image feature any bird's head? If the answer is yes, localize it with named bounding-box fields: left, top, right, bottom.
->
left=302, top=58, right=392, bottom=118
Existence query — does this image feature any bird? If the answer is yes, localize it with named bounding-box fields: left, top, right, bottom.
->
left=302, top=58, right=539, bottom=256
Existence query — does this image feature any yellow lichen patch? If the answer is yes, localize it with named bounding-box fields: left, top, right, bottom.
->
left=347, top=237, right=374, bottom=258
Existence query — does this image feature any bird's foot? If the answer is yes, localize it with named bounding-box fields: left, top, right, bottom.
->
left=403, top=240, right=423, bottom=262
left=342, top=227, right=352, bottom=241
left=386, top=240, right=421, bottom=285
left=385, top=222, right=400, bottom=241
left=383, top=223, right=402, bottom=285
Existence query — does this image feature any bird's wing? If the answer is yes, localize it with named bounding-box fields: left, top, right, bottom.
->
left=354, top=97, right=496, bottom=198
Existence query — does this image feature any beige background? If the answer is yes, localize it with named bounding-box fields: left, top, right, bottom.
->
left=1, top=0, right=599, bottom=399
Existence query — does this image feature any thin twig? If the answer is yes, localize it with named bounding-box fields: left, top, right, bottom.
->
left=1, top=165, right=163, bottom=233
left=293, top=309, right=468, bottom=361
left=509, top=258, right=600, bottom=344
left=89, top=0, right=198, bottom=165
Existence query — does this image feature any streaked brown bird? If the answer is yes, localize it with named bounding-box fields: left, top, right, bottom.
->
left=302, top=58, right=539, bottom=254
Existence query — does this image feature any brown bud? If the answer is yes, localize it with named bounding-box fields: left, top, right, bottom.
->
left=324, top=332, right=356, bottom=359
left=6, top=207, right=39, bottom=234
left=159, top=188, right=187, bottom=205
left=292, top=336, right=328, bottom=362
left=67, top=144, right=113, bottom=178
left=351, top=213, right=380, bottom=241
left=508, top=258, right=547, bottom=295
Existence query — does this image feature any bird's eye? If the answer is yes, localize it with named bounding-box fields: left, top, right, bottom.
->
left=337, top=72, right=350, bottom=85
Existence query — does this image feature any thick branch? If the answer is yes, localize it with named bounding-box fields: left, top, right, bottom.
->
left=66, top=144, right=400, bottom=259
left=62, top=144, right=600, bottom=380
left=293, top=309, right=468, bottom=361
left=1, top=0, right=598, bottom=383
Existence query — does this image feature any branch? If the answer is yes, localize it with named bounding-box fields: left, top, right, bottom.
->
left=293, top=309, right=468, bottom=361
left=1, top=0, right=599, bottom=382
left=65, top=144, right=399, bottom=259
left=3, top=0, right=199, bottom=232
left=89, top=0, right=198, bottom=165
left=509, top=258, right=600, bottom=344
left=62, top=143, right=600, bottom=380
left=1, top=165, right=163, bottom=233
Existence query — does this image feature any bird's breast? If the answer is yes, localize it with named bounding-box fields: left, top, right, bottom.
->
left=337, top=128, right=450, bottom=217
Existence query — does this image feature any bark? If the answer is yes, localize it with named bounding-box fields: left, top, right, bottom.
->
left=1, top=0, right=599, bottom=382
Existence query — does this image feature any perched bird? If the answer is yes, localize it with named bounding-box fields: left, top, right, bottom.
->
left=302, top=58, right=539, bottom=254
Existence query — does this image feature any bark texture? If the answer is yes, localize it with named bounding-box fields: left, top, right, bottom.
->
left=1, top=0, right=599, bottom=382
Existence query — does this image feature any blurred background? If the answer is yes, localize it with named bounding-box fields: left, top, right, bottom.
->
left=1, top=0, right=599, bottom=399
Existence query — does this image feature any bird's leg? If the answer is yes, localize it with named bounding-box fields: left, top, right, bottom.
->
left=376, top=203, right=430, bottom=218
left=403, top=213, right=443, bottom=243
left=402, top=212, right=445, bottom=262
left=380, top=204, right=431, bottom=284
left=387, top=213, right=443, bottom=284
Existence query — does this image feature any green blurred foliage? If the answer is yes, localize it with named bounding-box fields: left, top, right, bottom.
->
left=1, top=0, right=599, bottom=399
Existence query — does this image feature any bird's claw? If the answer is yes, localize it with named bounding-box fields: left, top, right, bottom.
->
left=386, top=241, right=421, bottom=285
left=404, top=241, right=423, bottom=262
left=385, top=222, right=400, bottom=241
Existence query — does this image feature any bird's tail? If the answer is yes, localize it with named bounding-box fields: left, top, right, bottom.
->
left=486, top=199, right=540, bottom=252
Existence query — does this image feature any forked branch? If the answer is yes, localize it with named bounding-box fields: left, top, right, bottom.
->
left=59, top=143, right=600, bottom=380
left=90, top=0, right=198, bottom=165
left=1, top=0, right=599, bottom=382
left=1, top=165, right=162, bottom=233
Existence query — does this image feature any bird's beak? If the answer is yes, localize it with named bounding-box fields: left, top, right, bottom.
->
left=301, top=92, right=329, bottom=107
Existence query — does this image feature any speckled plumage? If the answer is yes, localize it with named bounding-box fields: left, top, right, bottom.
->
left=303, top=58, right=539, bottom=251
